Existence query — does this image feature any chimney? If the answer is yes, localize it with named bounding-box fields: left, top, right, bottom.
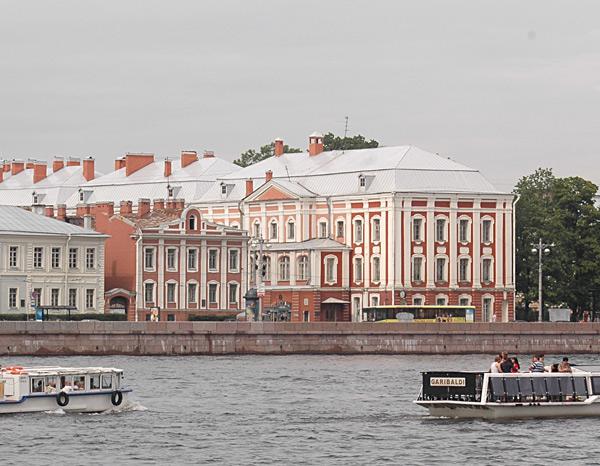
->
left=166, top=199, right=176, bottom=209
left=308, top=132, right=324, bottom=156
left=176, top=198, right=185, bottom=210
left=67, top=157, right=81, bottom=167
left=83, top=215, right=93, bottom=230
left=94, top=202, right=114, bottom=218
left=76, top=204, right=91, bottom=217
left=44, top=206, right=54, bottom=218
left=265, top=170, right=273, bottom=182
left=126, top=153, right=154, bottom=176
left=56, top=204, right=67, bottom=221
left=11, top=160, right=25, bottom=175
left=138, top=198, right=151, bottom=217
left=82, top=157, right=95, bottom=181
left=120, top=200, right=133, bottom=216
left=153, top=199, right=165, bottom=210
left=114, top=157, right=126, bottom=171
left=274, top=138, right=284, bottom=157
left=203, top=150, right=214, bottom=159
left=164, top=159, right=172, bottom=177
left=3, top=161, right=10, bottom=173
left=33, top=161, right=47, bottom=184
left=181, top=150, right=198, bottom=167
left=26, top=160, right=35, bottom=170
left=52, top=157, right=65, bottom=172
left=245, top=178, right=254, bottom=196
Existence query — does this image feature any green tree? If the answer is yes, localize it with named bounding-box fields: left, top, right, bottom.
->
left=233, top=142, right=302, bottom=167
left=322, top=132, right=379, bottom=151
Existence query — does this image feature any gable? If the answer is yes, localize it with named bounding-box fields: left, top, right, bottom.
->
left=255, top=186, right=296, bottom=201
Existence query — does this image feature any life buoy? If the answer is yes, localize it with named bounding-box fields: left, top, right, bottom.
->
left=56, top=392, right=69, bottom=407
left=111, top=390, right=123, bottom=406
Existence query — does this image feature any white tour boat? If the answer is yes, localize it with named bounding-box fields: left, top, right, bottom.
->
left=0, top=366, right=131, bottom=414
left=414, top=369, right=600, bottom=419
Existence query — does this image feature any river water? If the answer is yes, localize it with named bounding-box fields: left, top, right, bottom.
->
left=2, top=354, right=600, bottom=465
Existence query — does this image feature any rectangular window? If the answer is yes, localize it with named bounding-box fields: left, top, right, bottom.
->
left=483, top=297, right=493, bottom=322
left=436, top=297, right=447, bottom=306
left=228, top=249, right=239, bottom=272
left=187, top=249, right=198, bottom=271
left=166, top=283, right=176, bottom=303
left=435, top=218, right=446, bottom=242
left=144, top=282, right=154, bottom=304
left=413, top=297, right=423, bottom=306
left=208, top=249, right=218, bottom=271
left=482, top=258, right=492, bottom=282
left=254, top=223, right=261, bottom=238
left=86, top=289, right=94, bottom=309
left=229, top=283, right=238, bottom=304
left=9, top=246, right=18, bottom=268
left=459, top=219, right=469, bottom=243
left=287, top=221, right=295, bottom=240
left=187, top=283, right=197, bottom=304
left=436, top=257, right=446, bottom=282
left=33, top=247, right=43, bottom=269
left=319, top=222, right=327, bottom=239
left=86, top=248, right=95, bottom=269
left=208, top=283, right=218, bottom=304
left=354, top=219, right=363, bottom=243
left=69, top=248, right=78, bottom=269
left=33, top=288, right=42, bottom=307
left=459, top=258, right=469, bottom=282
left=370, top=295, right=379, bottom=307
left=459, top=297, right=470, bottom=306
left=412, top=218, right=422, bottom=242
left=372, top=218, right=381, bottom=242
left=482, top=220, right=492, bottom=243
left=144, top=248, right=154, bottom=270
left=270, top=222, right=278, bottom=240
left=336, top=220, right=344, bottom=238
left=51, top=247, right=61, bottom=269
left=412, top=257, right=423, bottom=282
left=326, top=258, right=336, bottom=283
left=69, top=289, right=77, bottom=308
left=354, top=257, right=363, bottom=282
left=166, top=248, right=177, bottom=271
left=372, top=256, right=381, bottom=282
left=8, top=288, right=17, bottom=308
left=297, top=257, right=308, bottom=281
left=51, top=288, right=59, bottom=307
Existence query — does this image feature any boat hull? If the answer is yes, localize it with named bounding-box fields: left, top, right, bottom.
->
left=0, top=390, right=131, bottom=414
left=415, top=400, right=600, bottom=419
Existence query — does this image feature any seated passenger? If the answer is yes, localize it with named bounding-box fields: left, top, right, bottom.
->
left=529, top=355, right=545, bottom=373
left=45, top=383, right=57, bottom=393
left=551, top=363, right=559, bottom=373
left=559, top=357, right=572, bottom=373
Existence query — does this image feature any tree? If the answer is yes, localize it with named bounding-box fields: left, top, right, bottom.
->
left=233, top=142, right=302, bottom=167
left=322, top=132, right=379, bottom=151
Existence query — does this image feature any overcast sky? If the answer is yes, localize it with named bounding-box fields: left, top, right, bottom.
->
left=1, top=0, right=599, bottom=191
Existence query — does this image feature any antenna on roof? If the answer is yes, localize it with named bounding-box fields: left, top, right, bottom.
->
left=344, top=116, right=349, bottom=139
left=285, top=165, right=291, bottom=181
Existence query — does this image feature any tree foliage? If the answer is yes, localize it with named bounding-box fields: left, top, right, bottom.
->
left=515, top=168, right=600, bottom=319
left=233, top=142, right=302, bottom=167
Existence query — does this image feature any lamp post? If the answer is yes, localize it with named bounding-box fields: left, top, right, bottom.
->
left=249, top=234, right=270, bottom=321
left=531, top=238, right=553, bottom=322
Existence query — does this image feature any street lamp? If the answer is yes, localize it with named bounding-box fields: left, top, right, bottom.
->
left=531, top=238, right=554, bottom=322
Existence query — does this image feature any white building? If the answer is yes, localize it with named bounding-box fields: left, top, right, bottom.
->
left=0, top=206, right=108, bottom=314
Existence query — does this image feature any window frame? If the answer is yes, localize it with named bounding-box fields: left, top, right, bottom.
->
left=278, top=256, right=290, bottom=281
left=354, top=256, right=363, bottom=283
left=412, top=255, right=424, bottom=282
left=85, top=247, right=96, bottom=270
left=85, top=289, right=95, bottom=309
left=166, top=247, right=178, bottom=272
left=228, top=249, right=240, bottom=273
left=412, top=216, right=424, bottom=242
left=8, top=245, right=18, bottom=269
left=208, top=248, right=219, bottom=272
left=187, top=247, right=199, bottom=272
left=354, top=217, right=364, bottom=244
left=324, top=255, right=338, bottom=284
left=143, top=247, right=155, bottom=271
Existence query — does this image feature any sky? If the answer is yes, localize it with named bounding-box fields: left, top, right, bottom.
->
left=1, top=0, right=599, bottom=192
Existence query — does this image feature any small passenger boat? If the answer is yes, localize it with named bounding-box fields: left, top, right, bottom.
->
left=414, top=370, right=600, bottom=419
left=0, top=366, right=131, bottom=414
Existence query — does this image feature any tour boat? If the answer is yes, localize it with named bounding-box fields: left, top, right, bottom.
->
left=414, top=369, right=600, bottom=419
left=0, top=366, right=131, bottom=414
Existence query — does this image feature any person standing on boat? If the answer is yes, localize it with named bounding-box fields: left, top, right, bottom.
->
left=500, top=352, right=513, bottom=373
left=511, top=357, right=520, bottom=373
left=490, top=355, right=502, bottom=373
left=528, top=355, right=545, bottom=373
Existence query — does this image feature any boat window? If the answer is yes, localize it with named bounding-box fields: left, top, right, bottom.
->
left=591, top=377, right=600, bottom=395
left=73, top=375, right=85, bottom=390
left=101, top=374, right=113, bottom=389
left=31, top=377, right=45, bottom=393
left=60, top=376, right=74, bottom=389
left=531, top=377, right=547, bottom=399
left=518, top=377, right=534, bottom=398
left=546, top=377, right=561, bottom=400
left=45, top=376, right=58, bottom=393
left=503, top=377, right=519, bottom=401
left=489, top=377, right=504, bottom=402
left=573, top=377, right=588, bottom=397
left=90, top=374, right=101, bottom=390
left=559, top=377, right=575, bottom=398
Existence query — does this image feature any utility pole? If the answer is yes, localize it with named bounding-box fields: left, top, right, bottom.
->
left=532, top=238, right=553, bottom=322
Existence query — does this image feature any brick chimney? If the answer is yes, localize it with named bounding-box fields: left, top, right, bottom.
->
left=166, top=199, right=176, bottom=209
left=120, top=200, right=133, bottom=216
left=82, top=157, right=95, bottom=181
left=94, top=202, right=114, bottom=218
left=138, top=198, right=151, bottom=217
left=164, top=159, right=172, bottom=177
left=126, top=153, right=154, bottom=176
left=56, top=204, right=67, bottom=221
left=44, top=206, right=54, bottom=217
left=174, top=198, right=185, bottom=211
left=67, top=157, right=81, bottom=167
left=245, top=178, right=254, bottom=196
left=76, top=204, right=91, bottom=217
left=33, top=161, right=47, bottom=184
left=153, top=199, right=165, bottom=210
left=265, top=170, right=273, bottom=182
left=11, top=160, right=24, bottom=175
left=3, top=161, right=10, bottom=173
left=203, top=150, right=214, bottom=159
left=308, top=132, right=324, bottom=156
left=114, top=157, right=126, bottom=171
left=274, top=138, right=284, bottom=157
left=181, top=151, right=198, bottom=167
left=52, top=157, right=65, bottom=172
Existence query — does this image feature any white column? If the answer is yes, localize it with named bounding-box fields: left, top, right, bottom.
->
left=426, top=199, right=435, bottom=288
left=158, top=239, right=165, bottom=308
left=495, top=204, right=504, bottom=288
left=473, top=200, right=481, bottom=288
left=449, top=198, right=458, bottom=288
left=220, top=239, right=227, bottom=307
left=200, top=239, right=207, bottom=308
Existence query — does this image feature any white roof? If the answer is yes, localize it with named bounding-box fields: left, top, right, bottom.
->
left=0, top=205, right=105, bottom=237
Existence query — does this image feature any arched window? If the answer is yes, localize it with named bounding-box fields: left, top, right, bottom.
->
left=270, top=220, right=278, bottom=240
left=253, top=221, right=261, bottom=238
left=287, top=219, right=295, bottom=240
left=297, top=255, right=309, bottom=280
left=188, top=215, right=197, bottom=231
left=278, top=256, right=290, bottom=281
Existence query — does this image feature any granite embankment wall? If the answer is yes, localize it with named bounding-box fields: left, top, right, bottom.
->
left=1, top=322, right=600, bottom=356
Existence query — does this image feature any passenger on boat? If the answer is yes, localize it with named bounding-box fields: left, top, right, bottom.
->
left=551, top=363, right=560, bottom=372
left=559, top=357, right=572, bottom=373
left=528, top=355, right=546, bottom=373
left=45, top=383, right=57, bottom=393
left=510, top=357, right=520, bottom=373
left=490, top=355, right=502, bottom=373
left=500, top=352, right=513, bottom=373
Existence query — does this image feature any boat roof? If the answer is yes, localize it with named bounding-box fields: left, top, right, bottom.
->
left=0, top=366, right=122, bottom=376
